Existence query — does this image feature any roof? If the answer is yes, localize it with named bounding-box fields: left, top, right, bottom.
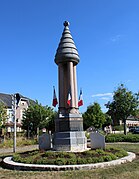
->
left=0, top=93, right=34, bottom=108
left=0, top=93, right=12, bottom=108
left=55, top=21, right=80, bottom=65
left=5, top=121, right=22, bottom=127
left=127, top=115, right=139, bottom=121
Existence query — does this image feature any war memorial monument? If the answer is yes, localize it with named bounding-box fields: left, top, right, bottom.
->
left=53, top=21, right=87, bottom=151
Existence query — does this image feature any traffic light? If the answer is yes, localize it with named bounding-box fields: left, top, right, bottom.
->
left=16, top=93, right=20, bottom=106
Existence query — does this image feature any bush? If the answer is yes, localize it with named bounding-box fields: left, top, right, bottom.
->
left=54, top=158, right=67, bottom=165
left=115, top=150, right=128, bottom=158
left=13, top=153, right=21, bottom=162
left=106, top=133, right=139, bottom=143
left=91, top=157, right=103, bottom=163
left=85, top=132, right=90, bottom=139
left=114, top=125, right=124, bottom=131
left=95, top=149, right=105, bottom=155
left=0, top=139, right=13, bottom=148
left=66, top=158, right=77, bottom=165
left=77, top=157, right=89, bottom=164
left=103, top=155, right=114, bottom=162
left=17, top=137, right=37, bottom=146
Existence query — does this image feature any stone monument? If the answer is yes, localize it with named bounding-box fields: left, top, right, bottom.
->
left=90, top=132, right=105, bottom=150
left=39, top=128, right=51, bottom=151
left=53, top=21, right=87, bottom=151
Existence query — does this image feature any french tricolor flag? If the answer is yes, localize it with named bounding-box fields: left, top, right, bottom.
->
left=78, top=89, right=83, bottom=107
left=67, top=91, right=71, bottom=106
left=52, top=87, right=58, bottom=107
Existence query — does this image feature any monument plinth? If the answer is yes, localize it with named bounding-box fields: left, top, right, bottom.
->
left=53, top=21, right=87, bottom=151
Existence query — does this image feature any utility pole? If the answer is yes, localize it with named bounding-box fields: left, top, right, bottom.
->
left=12, top=93, right=21, bottom=153
left=12, top=94, right=16, bottom=153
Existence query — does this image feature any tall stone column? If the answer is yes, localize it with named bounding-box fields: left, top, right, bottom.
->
left=68, top=61, right=75, bottom=108
left=73, top=65, right=78, bottom=109
left=58, top=64, right=65, bottom=112
left=53, top=21, right=87, bottom=151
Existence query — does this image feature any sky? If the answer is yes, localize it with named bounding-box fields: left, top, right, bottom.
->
left=0, top=0, right=139, bottom=112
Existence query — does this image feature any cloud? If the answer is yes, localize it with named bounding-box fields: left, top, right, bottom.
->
left=110, top=35, right=121, bottom=42
left=126, top=80, right=131, bottom=83
left=92, top=93, right=113, bottom=98
left=101, top=107, right=108, bottom=112
left=100, top=97, right=110, bottom=100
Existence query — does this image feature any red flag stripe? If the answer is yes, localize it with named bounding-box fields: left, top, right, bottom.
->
left=67, top=92, right=71, bottom=106
left=78, top=99, right=83, bottom=107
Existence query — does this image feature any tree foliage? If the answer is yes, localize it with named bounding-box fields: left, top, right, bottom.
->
left=83, top=102, right=106, bottom=130
left=0, top=102, right=7, bottom=129
left=106, top=84, right=139, bottom=135
left=103, top=114, right=113, bottom=127
left=22, top=101, right=56, bottom=135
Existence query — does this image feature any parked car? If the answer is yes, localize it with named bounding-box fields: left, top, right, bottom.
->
left=132, top=127, right=139, bottom=134
left=129, top=126, right=136, bottom=133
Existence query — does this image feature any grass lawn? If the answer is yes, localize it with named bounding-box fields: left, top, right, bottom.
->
left=0, top=143, right=139, bottom=179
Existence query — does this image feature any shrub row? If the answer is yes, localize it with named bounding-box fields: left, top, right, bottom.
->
left=105, top=133, right=139, bottom=143
left=113, top=125, right=124, bottom=131
left=13, top=147, right=128, bottom=165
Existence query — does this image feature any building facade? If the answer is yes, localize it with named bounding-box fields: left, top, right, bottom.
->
left=119, top=115, right=139, bottom=127
left=0, top=93, right=30, bottom=133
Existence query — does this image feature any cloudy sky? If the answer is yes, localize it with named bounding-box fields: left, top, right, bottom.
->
left=0, top=0, right=139, bottom=112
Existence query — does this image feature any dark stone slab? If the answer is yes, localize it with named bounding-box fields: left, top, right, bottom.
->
left=55, top=116, right=83, bottom=132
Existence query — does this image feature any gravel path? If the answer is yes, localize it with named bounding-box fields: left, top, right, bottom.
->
left=0, top=142, right=139, bottom=154
left=0, top=145, right=38, bottom=154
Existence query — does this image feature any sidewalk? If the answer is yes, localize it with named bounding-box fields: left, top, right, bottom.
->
left=0, top=145, right=38, bottom=154
left=0, top=142, right=139, bottom=154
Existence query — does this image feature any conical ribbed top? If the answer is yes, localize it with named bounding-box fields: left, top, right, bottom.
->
left=55, top=21, right=80, bottom=65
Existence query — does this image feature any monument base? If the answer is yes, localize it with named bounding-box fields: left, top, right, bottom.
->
left=55, top=113, right=84, bottom=132
left=53, top=131, right=87, bottom=152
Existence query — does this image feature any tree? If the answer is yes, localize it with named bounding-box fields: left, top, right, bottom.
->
left=83, top=102, right=106, bottom=130
left=106, top=84, right=139, bottom=135
left=0, top=102, right=7, bottom=135
left=22, top=101, right=56, bottom=137
left=102, top=114, right=113, bottom=128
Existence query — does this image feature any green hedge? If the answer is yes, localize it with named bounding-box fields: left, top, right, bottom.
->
left=113, top=125, right=124, bottom=131
left=106, top=133, right=139, bottom=143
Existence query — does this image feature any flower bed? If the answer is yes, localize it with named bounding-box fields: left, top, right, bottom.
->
left=13, top=147, right=128, bottom=165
